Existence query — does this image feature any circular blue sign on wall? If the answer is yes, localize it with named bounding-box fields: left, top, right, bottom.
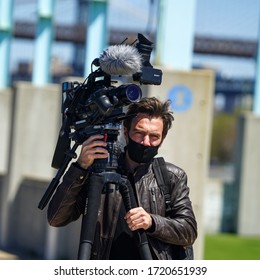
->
left=167, top=85, right=193, bottom=112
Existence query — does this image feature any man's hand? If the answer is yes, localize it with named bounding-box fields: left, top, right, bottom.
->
left=77, top=134, right=108, bottom=169
left=124, top=207, right=153, bottom=231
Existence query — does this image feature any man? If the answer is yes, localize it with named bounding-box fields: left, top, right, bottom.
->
left=47, top=97, right=197, bottom=260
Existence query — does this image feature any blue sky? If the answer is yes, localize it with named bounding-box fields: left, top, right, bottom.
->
left=11, top=0, right=260, bottom=78
left=194, top=0, right=260, bottom=78
left=195, top=0, right=260, bottom=39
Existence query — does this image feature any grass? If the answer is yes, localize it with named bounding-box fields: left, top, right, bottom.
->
left=203, top=233, right=260, bottom=260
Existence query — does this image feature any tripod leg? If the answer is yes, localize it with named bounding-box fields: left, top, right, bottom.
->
left=119, top=178, right=153, bottom=260
left=77, top=173, right=104, bottom=260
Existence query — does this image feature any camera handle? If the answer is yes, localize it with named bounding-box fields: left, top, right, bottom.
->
left=38, top=142, right=79, bottom=210
left=77, top=171, right=153, bottom=260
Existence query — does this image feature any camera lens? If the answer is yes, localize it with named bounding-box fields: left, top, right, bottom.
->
left=125, top=84, right=142, bottom=102
left=106, top=84, right=142, bottom=107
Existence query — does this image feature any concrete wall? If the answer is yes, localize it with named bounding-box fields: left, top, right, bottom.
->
left=0, top=88, right=12, bottom=174
left=0, top=82, right=61, bottom=253
left=203, top=178, right=223, bottom=233
left=0, top=88, right=13, bottom=249
left=0, top=69, right=214, bottom=259
left=236, top=113, right=260, bottom=235
left=147, top=68, right=215, bottom=259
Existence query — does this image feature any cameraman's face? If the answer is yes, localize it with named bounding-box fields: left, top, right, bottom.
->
left=125, top=113, right=164, bottom=146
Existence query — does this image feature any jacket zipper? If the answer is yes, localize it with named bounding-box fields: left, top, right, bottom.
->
left=149, top=186, right=158, bottom=213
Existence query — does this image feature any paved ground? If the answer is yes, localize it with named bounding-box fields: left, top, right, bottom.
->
left=0, top=249, right=39, bottom=260
left=0, top=250, right=18, bottom=260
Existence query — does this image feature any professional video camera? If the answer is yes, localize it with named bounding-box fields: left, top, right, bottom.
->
left=38, top=33, right=162, bottom=210
left=51, top=33, right=162, bottom=172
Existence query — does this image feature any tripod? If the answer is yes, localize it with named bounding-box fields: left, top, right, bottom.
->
left=77, top=171, right=153, bottom=260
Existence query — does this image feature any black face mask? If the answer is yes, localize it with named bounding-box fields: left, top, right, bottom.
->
left=126, top=136, right=159, bottom=163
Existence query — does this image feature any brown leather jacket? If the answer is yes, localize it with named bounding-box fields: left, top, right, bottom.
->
left=47, top=157, right=197, bottom=260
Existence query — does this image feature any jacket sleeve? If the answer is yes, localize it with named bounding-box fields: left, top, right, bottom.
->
left=148, top=167, right=197, bottom=246
left=47, top=163, right=90, bottom=227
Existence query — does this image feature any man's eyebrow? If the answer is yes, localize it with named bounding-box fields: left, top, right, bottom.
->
left=133, top=128, right=161, bottom=136
left=150, top=132, right=161, bottom=137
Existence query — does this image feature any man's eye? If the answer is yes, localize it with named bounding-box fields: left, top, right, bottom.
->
left=151, top=135, right=159, bottom=140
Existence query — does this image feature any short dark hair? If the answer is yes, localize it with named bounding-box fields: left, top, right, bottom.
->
left=123, top=97, right=174, bottom=138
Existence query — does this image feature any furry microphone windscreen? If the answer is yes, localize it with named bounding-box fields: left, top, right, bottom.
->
left=99, top=44, right=143, bottom=76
